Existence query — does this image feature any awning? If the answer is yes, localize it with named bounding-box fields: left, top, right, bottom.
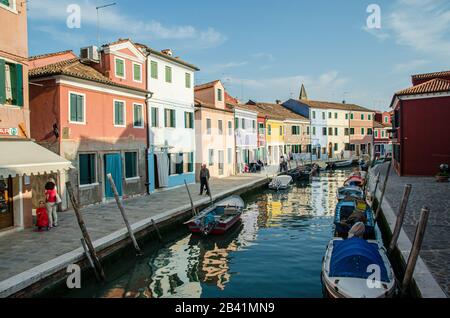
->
left=0, top=140, right=73, bottom=178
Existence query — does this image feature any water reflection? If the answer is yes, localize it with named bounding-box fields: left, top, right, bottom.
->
left=78, top=169, right=351, bottom=298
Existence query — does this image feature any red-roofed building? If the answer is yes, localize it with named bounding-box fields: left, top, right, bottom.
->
left=373, top=111, right=392, bottom=159
left=390, top=71, right=450, bottom=176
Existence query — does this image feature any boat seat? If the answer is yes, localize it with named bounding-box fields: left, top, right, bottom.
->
left=224, top=207, right=238, bottom=216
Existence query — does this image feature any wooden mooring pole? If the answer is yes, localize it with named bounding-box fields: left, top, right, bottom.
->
left=401, top=207, right=430, bottom=297
left=184, top=180, right=197, bottom=216
left=151, top=219, right=163, bottom=242
left=81, top=238, right=101, bottom=282
left=106, top=174, right=142, bottom=256
left=389, top=184, right=412, bottom=254
left=375, top=163, right=392, bottom=221
left=205, top=177, right=213, bottom=203
left=66, top=181, right=105, bottom=281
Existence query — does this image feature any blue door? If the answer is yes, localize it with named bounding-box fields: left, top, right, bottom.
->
left=104, top=153, right=123, bottom=198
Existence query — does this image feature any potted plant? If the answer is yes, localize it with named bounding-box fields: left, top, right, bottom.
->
left=436, top=164, right=449, bottom=182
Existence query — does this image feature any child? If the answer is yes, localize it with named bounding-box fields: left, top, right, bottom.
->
left=36, top=201, right=49, bottom=231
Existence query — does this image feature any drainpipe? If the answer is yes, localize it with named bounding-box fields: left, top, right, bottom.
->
left=144, top=49, right=154, bottom=194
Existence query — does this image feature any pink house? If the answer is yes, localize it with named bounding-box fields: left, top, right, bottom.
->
left=29, top=40, right=150, bottom=207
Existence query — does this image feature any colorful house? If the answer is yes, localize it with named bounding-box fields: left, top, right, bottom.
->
left=389, top=70, right=450, bottom=176
left=29, top=40, right=149, bottom=207
left=373, top=111, right=392, bottom=159
left=256, top=114, right=268, bottom=164
left=194, top=80, right=235, bottom=178
left=138, top=44, right=199, bottom=191
left=1, top=0, right=71, bottom=232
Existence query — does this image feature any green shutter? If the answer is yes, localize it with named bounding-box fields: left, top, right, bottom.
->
left=14, top=64, right=23, bottom=107
left=70, top=94, right=77, bottom=121
left=151, top=61, right=158, bottom=79
left=134, top=64, right=141, bottom=81
left=164, top=109, right=168, bottom=127
left=0, top=59, right=5, bottom=105
left=171, top=110, right=176, bottom=127
left=76, top=95, right=83, bottom=122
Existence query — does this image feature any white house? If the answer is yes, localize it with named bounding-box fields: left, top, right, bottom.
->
left=233, top=105, right=258, bottom=173
left=141, top=46, right=199, bottom=192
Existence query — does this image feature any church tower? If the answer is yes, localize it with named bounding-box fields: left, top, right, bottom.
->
left=299, top=84, right=308, bottom=100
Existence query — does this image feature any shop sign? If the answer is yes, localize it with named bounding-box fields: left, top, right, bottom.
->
left=0, top=128, right=19, bottom=136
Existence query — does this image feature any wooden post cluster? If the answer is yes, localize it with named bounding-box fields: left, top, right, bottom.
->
left=375, top=162, right=392, bottom=221
left=389, top=184, right=412, bottom=254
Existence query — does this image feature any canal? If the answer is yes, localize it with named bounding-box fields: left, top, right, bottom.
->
left=58, top=169, right=351, bottom=298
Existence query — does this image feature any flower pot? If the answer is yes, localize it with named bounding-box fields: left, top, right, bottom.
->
left=435, top=175, right=449, bottom=183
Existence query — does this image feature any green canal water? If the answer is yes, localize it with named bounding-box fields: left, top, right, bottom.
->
left=61, top=169, right=352, bottom=298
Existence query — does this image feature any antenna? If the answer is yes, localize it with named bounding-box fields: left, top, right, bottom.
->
left=96, top=2, right=117, bottom=48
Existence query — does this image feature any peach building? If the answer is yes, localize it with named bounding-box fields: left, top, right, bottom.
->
left=1, top=0, right=71, bottom=232
left=194, top=80, right=235, bottom=178
left=29, top=40, right=149, bottom=208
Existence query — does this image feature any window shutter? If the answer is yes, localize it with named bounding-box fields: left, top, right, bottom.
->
left=164, top=109, right=168, bottom=127
left=14, top=64, right=23, bottom=107
left=70, top=94, right=77, bottom=121
left=171, top=110, right=176, bottom=127
left=76, top=95, right=83, bottom=122
left=0, top=59, right=5, bottom=105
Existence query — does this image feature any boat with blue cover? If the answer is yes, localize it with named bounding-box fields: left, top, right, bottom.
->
left=321, top=237, right=396, bottom=298
left=334, top=200, right=375, bottom=239
left=336, top=186, right=364, bottom=201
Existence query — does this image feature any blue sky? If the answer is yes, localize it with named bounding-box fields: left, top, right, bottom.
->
left=27, top=0, right=450, bottom=110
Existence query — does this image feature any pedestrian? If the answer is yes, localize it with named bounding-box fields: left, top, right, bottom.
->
left=45, top=178, right=61, bottom=228
left=35, top=201, right=49, bottom=231
left=199, top=164, right=210, bottom=196
left=341, top=150, right=344, bottom=160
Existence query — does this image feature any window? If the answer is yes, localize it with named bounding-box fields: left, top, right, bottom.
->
left=345, top=128, right=349, bottom=136
left=345, top=113, right=349, bottom=120
left=218, top=120, right=223, bottom=135
left=268, top=125, right=272, bottom=135
left=0, top=0, right=16, bottom=10
left=235, top=117, right=239, bottom=129
left=361, top=114, right=365, bottom=120
left=151, top=107, right=159, bottom=127
left=384, top=116, right=389, bottom=123
left=175, top=153, right=184, bottom=175
left=217, top=88, right=223, bottom=101
left=307, top=126, right=310, bottom=135
left=252, top=120, right=256, bottom=132
left=334, top=143, right=338, bottom=151
left=208, top=149, right=214, bottom=166
left=164, top=109, right=176, bottom=128
left=328, top=112, right=332, bottom=119
left=206, top=118, right=212, bottom=135
left=368, top=128, right=373, bottom=135
left=165, top=66, right=172, bottom=83
left=328, top=127, right=333, bottom=136
left=0, top=60, right=23, bottom=107
left=115, top=58, right=125, bottom=78
left=133, top=104, right=143, bottom=128
left=185, top=112, right=194, bottom=129
left=323, top=127, right=327, bottom=136
left=79, top=153, right=96, bottom=185
left=335, top=127, right=338, bottom=136
left=335, top=113, right=338, bottom=119
left=125, top=152, right=138, bottom=179
left=381, top=130, right=385, bottom=138
left=228, top=148, right=232, bottom=164
left=258, top=123, right=264, bottom=134
left=69, top=92, right=85, bottom=124
left=322, top=112, right=326, bottom=120
left=168, top=153, right=179, bottom=175
left=312, top=111, right=316, bottom=119
left=292, top=126, right=300, bottom=135
left=361, top=128, right=365, bottom=135
left=114, top=100, right=126, bottom=126
left=350, top=128, right=355, bottom=135
left=132, top=63, right=142, bottom=82
left=312, top=127, right=316, bottom=135
left=368, top=114, right=372, bottom=121
left=185, top=152, right=194, bottom=173
left=228, top=121, right=233, bottom=136
left=375, top=130, right=379, bottom=138
left=150, top=61, right=158, bottom=79
left=242, top=118, right=246, bottom=130
left=279, top=126, right=283, bottom=136
left=350, top=113, right=354, bottom=120
left=185, top=73, right=191, bottom=88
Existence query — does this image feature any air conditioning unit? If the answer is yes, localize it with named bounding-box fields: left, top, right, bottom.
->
left=80, top=46, right=99, bottom=61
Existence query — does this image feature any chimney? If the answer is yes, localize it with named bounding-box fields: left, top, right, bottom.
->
left=161, top=49, right=173, bottom=57
left=276, top=100, right=281, bottom=104
left=342, top=100, right=346, bottom=104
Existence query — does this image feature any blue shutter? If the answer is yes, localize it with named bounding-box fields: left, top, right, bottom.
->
left=0, top=59, right=5, bottom=105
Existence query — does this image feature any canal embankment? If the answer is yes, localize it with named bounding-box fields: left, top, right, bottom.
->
left=0, top=167, right=285, bottom=298
left=367, top=163, right=449, bottom=298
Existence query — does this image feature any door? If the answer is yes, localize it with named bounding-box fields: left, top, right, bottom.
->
left=0, top=178, right=14, bottom=230
left=218, top=150, right=224, bottom=175
left=104, top=153, right=123, bottom=198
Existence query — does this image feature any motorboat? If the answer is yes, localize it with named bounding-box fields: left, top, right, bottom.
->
left=287, top=166, right=312, bottom=181
left=268, top=175, right=293, bottom=190
left=337, top=186, right=365, bottom=201
left=333, top=159, right=354, bottom=168
left=184, top=196, right=244, bottom=235
left=322, top=237, right=396, bottom=298
left=334, top=199, right=375, bottom=239
left=344, top=175, right=365, bottom=187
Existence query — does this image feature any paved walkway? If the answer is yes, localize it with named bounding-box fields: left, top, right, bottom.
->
left=0, top=165, right=287, bottom=297
left=369, top=163, right=450, bottom=297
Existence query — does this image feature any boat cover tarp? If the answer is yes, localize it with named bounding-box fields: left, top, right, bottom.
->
left=330, top=238, right=389, bottom=282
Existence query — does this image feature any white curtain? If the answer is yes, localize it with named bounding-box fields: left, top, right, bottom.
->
left=156, top=152, right=169, bottom=188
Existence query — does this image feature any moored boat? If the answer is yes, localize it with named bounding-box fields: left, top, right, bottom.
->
left=333, top=159, right=354, bottom=168
left=337, top=186, right=364, bottom=201
left=344, top=175, right=365, bottom=187
left=322, top=237, right=396, bottom=298
left=269, top=175, right=293, bottom=190
left=334, top=199, right=375, bottom=239
left=184, top=196, right=245, bottom=236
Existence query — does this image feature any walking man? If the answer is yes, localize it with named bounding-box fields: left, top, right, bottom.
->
left=199, top=164, right=210, bottom=196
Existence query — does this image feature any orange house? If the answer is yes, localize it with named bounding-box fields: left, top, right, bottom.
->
left=29, top=40, right=150, bottom=207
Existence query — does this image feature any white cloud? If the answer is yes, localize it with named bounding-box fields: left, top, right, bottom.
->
left=252, top=52, right=276, bottom=62
left=393, top=59, right=430, bottom=73
left=28, top=0, right=226, bottom=49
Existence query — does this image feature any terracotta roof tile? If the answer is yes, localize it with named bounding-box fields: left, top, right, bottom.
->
left=28, top=50, right=75, bottom=61
left=29, top=58, right=148, bottom=94
left=245, top=102, right=309, bottom=121
left=195, top=98, right=234, bottom=113
left=194, top=80, right=220, bottom=91
left=411, top=70, right=450, bottom=81
left=396, top=78, right=450, bottom=96
left=294, top=99, right=374, bottom=112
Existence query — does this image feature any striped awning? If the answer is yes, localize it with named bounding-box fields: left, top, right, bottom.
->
left=0, top=140, right=73, bottom=178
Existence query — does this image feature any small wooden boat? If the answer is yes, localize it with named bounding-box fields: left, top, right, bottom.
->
left=268, top=175, right=293, bottom=190
left=184, top=196, right=244, bottom=235
left=287, top=166, right=312, bottom=181
left=322, top=237, right=396, bottom=298
left=333, top=159, right=354, bottom=168
left=344, top=175, right=364, bottom=187
left=337, top=186, right=364, bottom=201
left=334, top=200, right=375, bottom=239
